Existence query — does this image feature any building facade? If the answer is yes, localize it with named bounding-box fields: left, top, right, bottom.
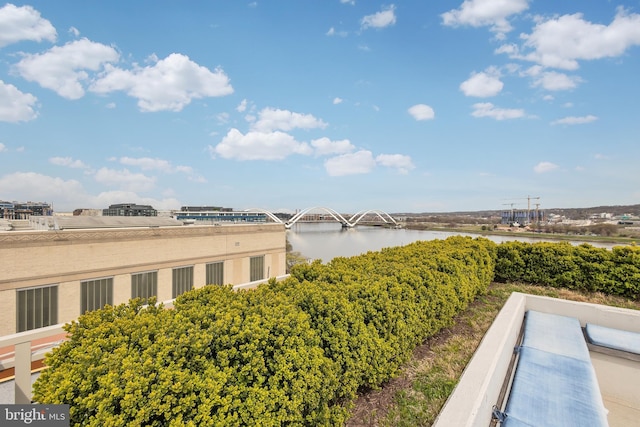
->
left=103, top=203, right=158, bottom=216
left=0, top=223, right=286, bottom=336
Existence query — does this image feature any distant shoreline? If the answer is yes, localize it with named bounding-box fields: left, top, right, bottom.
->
left=402, top=224, right=638, bottom=246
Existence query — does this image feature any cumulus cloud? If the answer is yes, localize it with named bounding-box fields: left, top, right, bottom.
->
left=0, top=143, right=6, bottom=152
left=333, top=97, right=343, bottom=104
left=210, top=128, right=312, bottom=161
left=505, top=8, right=640, bottom=69
left=117, top=156, right=197, bottom=179
left=236, top=99, right=248, bottom=112
left=0, top=172, right=84, bottom=205
left=408, top=104, right=435, bottom=121
left=251, top=107, right=327, bottom=132
left=0, top=80, right=38, bottom=122
left=375, top=154, right=415, bottom=174
left=49, top=156, right=89, bottom=169
left=442, top=0, right=529, bottom=38
left=310, top=137, right=354, bottom=156
left=0, top=3, right=57, bottom=47
left=324, top=150, right=376, bottom=176
left=471, top=102, right=525, bottom=120
left=90, top=53, right=233, bottom=112
left=15, top=38, right=119, bottom=99
left=531, top=71, right=582, bottom=91
left=551, top=115, right=598, bottom=126
left=94, top=167, right=156, bottom=192
left=459, top=69, right=504, bottom=97
left=361, top=5, right=396, bottom=30
left=534, top=161, right=558, bottom=173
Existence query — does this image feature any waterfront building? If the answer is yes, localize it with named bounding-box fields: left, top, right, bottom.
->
left=0, top=219, right=286, bottom=336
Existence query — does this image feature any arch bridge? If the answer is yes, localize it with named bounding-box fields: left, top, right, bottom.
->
left=244, top=207, right=398, bottom=229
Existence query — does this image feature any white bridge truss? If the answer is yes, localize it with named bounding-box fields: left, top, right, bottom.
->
left=244, top=207, right=397, bottom=229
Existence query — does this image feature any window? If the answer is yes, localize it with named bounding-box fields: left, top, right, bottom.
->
left=172, top=266, right=193, bottom=298
left=250, top=256, right=265, bottom=282
left=81, top=277, right=113, bottom=314
left=206, top=262, right=224, bottom=286
left=131, top=271, right=157, bottom=302
left=16, top=285, right=58, bottom=332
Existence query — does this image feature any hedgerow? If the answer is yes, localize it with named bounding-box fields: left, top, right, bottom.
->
left=33, top=236, right=495, bottom=426
left=494, top=241, right=640, bottom=299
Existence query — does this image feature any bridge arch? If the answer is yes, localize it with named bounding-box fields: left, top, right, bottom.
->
left=348, top=209, right=398, bottom=226
left=286, top=206, right=353, bottom=229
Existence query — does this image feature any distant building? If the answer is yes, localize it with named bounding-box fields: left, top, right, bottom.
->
left=501, top=209, right=545, bottom=225
left=103, top=203, right=157, bottom=217
left=0, top=201, right=52, bottom=219
left=174, top=209, right=267, bottom=224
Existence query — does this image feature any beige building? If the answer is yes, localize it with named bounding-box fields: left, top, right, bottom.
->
left=0, top=222, right=287, bottom=336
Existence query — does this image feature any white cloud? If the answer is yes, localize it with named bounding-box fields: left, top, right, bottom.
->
left=594, top=153, right=609, bottom=160
left=333, top=97, right=343, bottom=104
left=0, top=4, right=56, bottom=47
left=515, top=8, right=640, bottom=70
left=471, top=102, right=525, bottom=120
left=459, top=70, right=504, bottom=97
left=90, top=53, right=233, bottom=112
left=210, top=128, right=312, bottom=161
left=551, top=115, right=598, bottom=126
left=0, top=172, right=84, bottom=205
left=375, top=154, right=415, bottom=174
left=118, top=157, right=196, bottom=177
left=532, top=71, right=582, bottom=91
left=251, top=107, right=327, bottom=132
left=361, top=5, right=396, bottom=30
left=94, top=167, right=156, bottom=192
left=441, top=0, right=529, bottom=38
left=326, top=27, right=348, bottom=37
left=340, top=0, right=355, bottom=4
left=310, top=137, right=354, bottom=156
left=236, top=99, right=248, bottom=112
left=68, top=26, right=80, bottom=37
left=408, top=104, right=435, bottom=121
left=324, top=150, right=376, bottom=176
left=534, top=161, right=558, bottom=173
left=0, top=80, right=38, bottom=122
left=15, top=38, right=119, bottom=100
left=0, top=143, right=6, bottom=152
left=49, top=156, right=89, bottom=169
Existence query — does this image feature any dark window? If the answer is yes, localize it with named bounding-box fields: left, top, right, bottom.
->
left=206, top=262, right=224, bottom=286
left=131, top=271, right=158, bottom=302
left=81, top=278, right=113, bottom=314
left=16, top=285, right=58, bottom=332
left=172, top=266, right=193, bottom=298
left=250, top=256, right=265, bottom=282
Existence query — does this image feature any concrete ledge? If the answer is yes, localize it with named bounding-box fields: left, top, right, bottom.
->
left=433, top=292, right=640, bottom=427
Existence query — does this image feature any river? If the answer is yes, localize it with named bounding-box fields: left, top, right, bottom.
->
left=286, top=223, right=622, bottom=263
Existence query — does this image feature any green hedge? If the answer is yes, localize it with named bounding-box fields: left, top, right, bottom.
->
left=494, top=241, right=640, bottom=299
left=33, top=236, right=495, bottom=426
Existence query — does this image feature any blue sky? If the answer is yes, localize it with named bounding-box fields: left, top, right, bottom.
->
left=1, top=1, right=639, bottom=213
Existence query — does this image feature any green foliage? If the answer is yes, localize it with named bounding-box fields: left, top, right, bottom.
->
left=494, top=241, right=640, bottom=299
left=33, top=237, right=497, bottom=425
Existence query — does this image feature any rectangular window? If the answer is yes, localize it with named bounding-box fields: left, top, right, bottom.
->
left=250, top=255, right=265, bottom=282
left=81, top=277, right=113, bottom=314
left=16, top=285, right=58, bottom=332
left=131, top=271, right=158, bottom=302
left=172, top=266, right=193, bottom=298
left=206, top=261, right=224, bottom=286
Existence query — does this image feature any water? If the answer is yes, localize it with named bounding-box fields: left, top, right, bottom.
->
left=286, top=223, right=621, bottom=263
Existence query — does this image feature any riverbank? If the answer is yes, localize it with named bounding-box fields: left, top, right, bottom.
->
left=403, top=223, right=639, bottom=246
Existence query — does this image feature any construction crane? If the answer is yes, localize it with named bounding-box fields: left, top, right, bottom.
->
left=502, top=196, right=541, bottom=224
